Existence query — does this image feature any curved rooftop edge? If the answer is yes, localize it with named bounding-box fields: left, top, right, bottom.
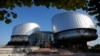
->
left=52, top=12, right=96, bottom=33
left=12, top=22, right=40, bottom=35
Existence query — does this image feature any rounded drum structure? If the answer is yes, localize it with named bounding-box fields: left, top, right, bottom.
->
left=12, top=23, right=40, bottom=35
left=52, top=12, right=98, bottom=42
left=7, top=22, right=40, bottom=45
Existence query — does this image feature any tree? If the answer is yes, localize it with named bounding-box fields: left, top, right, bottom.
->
left=90, top=44, right=100, bottom=53
left=0, top=0, right=33, bottom=24
left=0, top=0, right=100, bottom=26
left=0, top=0, right=86, bottom=24
left=86, top=0, right=100, bottom=26
left=94, top=44, right=100, bottom=48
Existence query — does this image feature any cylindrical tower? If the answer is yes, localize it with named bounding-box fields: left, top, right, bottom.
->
left=12, top=23, right=40, bottom=36
left=7, top=22, right=40, bottom=45
left=52, top=12, right=98, bottom=48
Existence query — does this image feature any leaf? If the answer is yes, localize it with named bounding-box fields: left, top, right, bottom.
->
left=96, top=15, right=100, bottom=20
left=11, top=12, right=17, bottom=18
left=97, top=23, right=100, bottom=26
left=88, top=11, right=95, bottom=15
left=13, top=14, right=17, bottom=18
left=34, top=0, right=41, bottom=6
left=7, top=13, right=10, bottom=17
left=0, top=15, right=4, bottom=21
left=11, top=12, right=14, bottom=14
left=2, top=10, right=7, bottom=13
left=5, top=19, right=12, bottom=24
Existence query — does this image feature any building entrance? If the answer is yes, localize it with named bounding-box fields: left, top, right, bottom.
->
left=29, top=31, right=54, bottom=48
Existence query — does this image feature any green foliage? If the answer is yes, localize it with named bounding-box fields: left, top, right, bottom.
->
left=11, top=12, right=17, bottom=18
left=88, top=44, right=100, bottom=53
left=0, top=0, right=33, bottom=24
left=0, top=10, right=17, bottom=24
left=95, top=44, right=100, bottom=47
left=91, top=44, right=100, bottom=52
left=97, top=23, right=100, bottom=26
left=0, top=0, right=86, bottom=24
left=86, top=0, right=100, bottom=26
left=0, top=0, right=100, bottom=26
left=34, top=0, right=86, bottom=10
left=5, top=19, right=12, bottom=24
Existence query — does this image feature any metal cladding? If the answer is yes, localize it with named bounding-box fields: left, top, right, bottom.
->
left=52, top=12, right=96, bottom=33
left=52, top=12, right=98, bottom=42
left=12, top=23, right=40, bottom=35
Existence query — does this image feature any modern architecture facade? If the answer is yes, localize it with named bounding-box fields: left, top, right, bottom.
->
left=7, top=23, right=40, bottom=45
left=7, top=12, right=98, bottom=50
left=7, top=23, right=54, bottom=48
left=29, top=31, right=54, bottom=47
left=52, top=12, right=98, bottom=49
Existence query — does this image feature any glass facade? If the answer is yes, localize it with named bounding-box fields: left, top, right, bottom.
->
left=11, top=35, right=29, bottom=42
left=57, top=29, right=97, bottom=39
left=7, top=35, right=30, bottom=46
left=8, top=31, right=54, bottom=46
left=29, top=31, right=54, bottom=47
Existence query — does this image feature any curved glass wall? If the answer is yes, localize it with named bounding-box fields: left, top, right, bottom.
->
left=57, top=29, right=97, bottom=40
left=29, top=31, right=54, bottom=47
left=7, top=35, right=29, bottom=45
left=11, top=35, right=29, bottom=42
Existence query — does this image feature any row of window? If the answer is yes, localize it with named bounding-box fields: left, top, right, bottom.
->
left=11, top=36, right=29, bottom=41
left=29, top=32, right=54, bottom=46
left=58, top=29, right=96, bottom=38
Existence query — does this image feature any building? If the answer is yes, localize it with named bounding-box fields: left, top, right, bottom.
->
left=7, top=23, right=54, bottom=48
left=7, top=23, right=40, bottom=46
left=0, top=12, right=99, bottom=56
left=7, top=12, right=98, bottom=50
left=52, top=12, right=98, bottom=49
left=29, top=31, right=54, bottom=48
